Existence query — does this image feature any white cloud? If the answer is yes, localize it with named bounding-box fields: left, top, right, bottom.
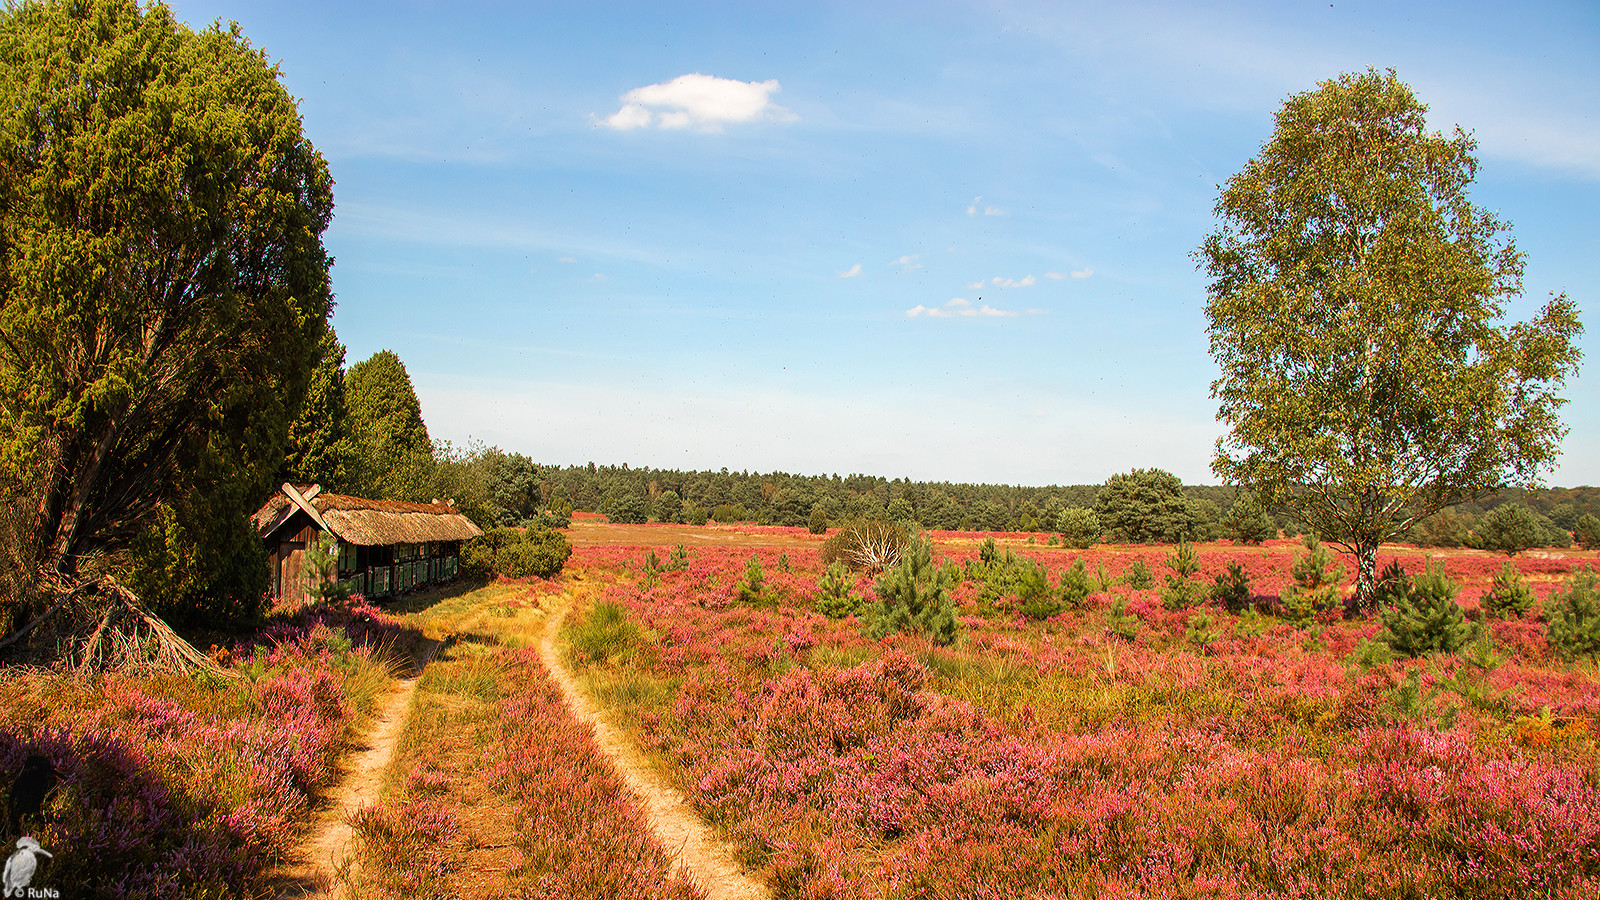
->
left=1049, top=268, right=1092, bottom=279
left=966, top=280, right=985, bottom=289
left=891, top=254, right=922, bottom=271
left=600, top=73, right=797, bottom=133
left=906, top=297, right=1020, bottom=318
left=990, top=275, right=1036, bottom=288
left=966, top=195, right=1004, bottom=216
left=838, top=263, right=862, bottom=278
left=558, top=256, right=577, bottom=263
left=1072, top=268, right=1093, bottom=279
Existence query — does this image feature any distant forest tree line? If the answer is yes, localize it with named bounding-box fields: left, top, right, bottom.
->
left=292, top=346, right=1599, bottom=555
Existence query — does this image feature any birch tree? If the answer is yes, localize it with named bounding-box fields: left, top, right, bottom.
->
left=1199, top=69, right=1582, bottom=612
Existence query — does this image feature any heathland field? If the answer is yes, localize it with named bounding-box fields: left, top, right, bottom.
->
left=4, top=522, right=1599, bottom=899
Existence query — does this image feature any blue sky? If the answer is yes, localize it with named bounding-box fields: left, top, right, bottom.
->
left=170, top=0, right=1599, bottom=487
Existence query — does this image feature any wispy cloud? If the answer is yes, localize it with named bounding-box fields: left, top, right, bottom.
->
left=965, top=195, right=1005, bottom=216
left=558, top=256, right=577, bottom=263
left=1046, top=268, right=1093, bottom=280
left=599, top=73, right=797, bottom=132
left=906, top=297, right=1027, bottom=318
left=990, top=275, right=1037, bottom=288
left=838, top=263, right=862, bottom=278
left=891, top=254, right=922, bottom=271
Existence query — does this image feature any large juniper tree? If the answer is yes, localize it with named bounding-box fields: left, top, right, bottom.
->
left=0, top=0, right=334, bottom=636
left=1198, top=69, right=1582, bottom=611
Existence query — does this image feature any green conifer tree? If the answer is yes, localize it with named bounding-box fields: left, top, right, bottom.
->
left=1377, top=562, right=1478, bottom=657
left=1546, top=567, right=1600, bottom=661
left=864, top=537, right=958, bottom=645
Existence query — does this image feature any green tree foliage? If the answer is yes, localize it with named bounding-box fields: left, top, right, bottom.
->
left=652, top=490, right=683, bottom=524
left=1199, top=68, right=1583, bottom=612
left=1055, top=507, right=1101, bottom=549
left=737, top=556, right=768, bottom=605
left=282, top=330, right=351, bottom=491
left=1094, top=468, right=1212, bottom=544
left=711, top=503, right=748, bottom=523
left=1210, top=560, right=1252, bottom=614
left=1376, top=562, right=1478, bottom=657
left=1160, top=540, right=1205, bottom=610
left=1407, top=508, right=1473, bottom=548
left=1057, top=560, right=1095, bottom=610
left=345, top=350, right=434, bottom=502
left=1219, top=495, right=1275, bottom=544
left=815, top=561, right=862, bottom=619
left=1474, top=503, right=1544, bottom=556
left=461, top=527, right=571, bottom=580
left=603, top=488, right=648, bottom=525
left=1575, top=514, right=1600, bottom=551
left=1279, top=533, right=1345, bottom=621
left=0, top=0, right=333, bottom=629
left=1483, top=561, right=1534, bottom=618
left=807, top=504, right=829, bottom=535
left=864, top=537, right=958, bottom=646
left=1546, top=568, right=1600, bottom=662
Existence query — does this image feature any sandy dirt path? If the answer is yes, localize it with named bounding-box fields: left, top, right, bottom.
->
left=273, top=644, right=436, bottom=898
left=539, top=591, right=771, bottom=900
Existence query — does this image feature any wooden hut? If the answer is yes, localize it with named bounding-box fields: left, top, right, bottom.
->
left=253, top=483, right=483, bottom=606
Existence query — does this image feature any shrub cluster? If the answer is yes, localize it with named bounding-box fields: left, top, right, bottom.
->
left=864, top=537, right=958, bottom=645
left=462, top=526, right=571, bottom=580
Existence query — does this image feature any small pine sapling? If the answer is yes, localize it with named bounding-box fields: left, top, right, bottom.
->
left=1124, top=558, right=1155, bottom=590
left=1280, top=533, right=1345, bottom=622
left=1483, top=561, right=1535, bottom=618
left=1545, top=567, right=1600, bottom=662
left=667, top=543, right=691, bottom=571
left=1106, top=594, right=1141, bottom=642
left=1210, top=560, right=1252, bottom=613
left=1187, top=612, right=1221, bottom=653
left=815, top=561, right=863, bottom=620
left=1370, top=559, right=1411, bottom=612
left=1160, top=539, right=1204, bottom=610
left=864, top=537, right=959, bottom=646
left=1057, top=560, right=1095, bottom=610
left=737, top=556, right=768, bottom=604
left=1377, top=561, right=1478, bottom=657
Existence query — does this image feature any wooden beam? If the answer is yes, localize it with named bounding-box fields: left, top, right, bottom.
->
left=282, top=482, right=334, bottom=535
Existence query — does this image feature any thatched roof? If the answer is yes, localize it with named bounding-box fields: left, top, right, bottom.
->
left=254, top=484, right=483, bottom=546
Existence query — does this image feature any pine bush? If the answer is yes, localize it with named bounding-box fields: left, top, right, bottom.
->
left=1058, top=560, right=1095, bottom=609
left=1546, top=567, right=1600, bottom=661
left=1055, top=507, right=1101, bottom=549
left=1279, top=533, right=1344, bottom=621
left=1483, top=561, right=1535, bottom=618
left=1377, top=562, right=1478, bottom=657
left=1210, top=560, right=1251, bottom=613
left=864, top=537, right=958, bottom=646
left=1370, top=559, right=1411, bottom=611
left=1124, top=558, right=1155, bottom=589
left=737, top=556, right=768, bottom=604
left=815, top=561, right=862, bottom=619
